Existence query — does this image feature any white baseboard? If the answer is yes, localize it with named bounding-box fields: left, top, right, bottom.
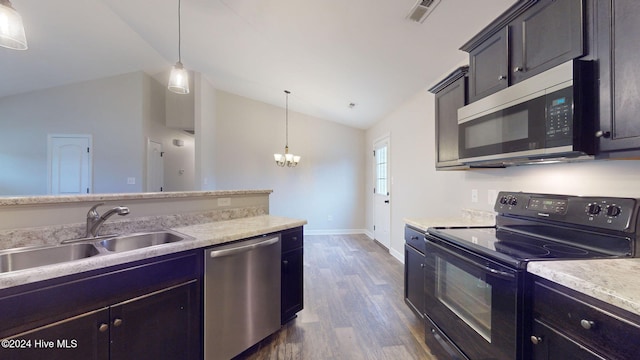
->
left=390, top=248, right=404, bottom=264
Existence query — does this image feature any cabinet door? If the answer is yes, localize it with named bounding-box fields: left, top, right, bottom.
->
left=110, top=280, right=199, bottom=360
left=435, top=75, right=466, bottom=168
left=530, top=320, right=605, bottom=360
left=598, top=0, right=640, bottom=152
left=0, top=308, right=109, bottom=360
left=404, top=244, right=425, bottom=318
left=468, top=27, right=509, bottom=102
left=281, top=247, right=304, bottom=324
left=511, top=0, right=584, bottom=84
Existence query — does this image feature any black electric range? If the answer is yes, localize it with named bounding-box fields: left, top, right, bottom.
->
left=428, top=191, right=638, bottom=268
left=423, top=191, right=640, bottom=360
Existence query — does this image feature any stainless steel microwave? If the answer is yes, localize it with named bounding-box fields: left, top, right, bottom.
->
left=457, top=60, right=596, bottom=166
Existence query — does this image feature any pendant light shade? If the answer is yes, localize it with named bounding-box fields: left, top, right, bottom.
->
left=0, top=0, right=27, bottom=50
left=168, top=61, right=189, bottom=94
left=168, top=0, right=189, bottom=94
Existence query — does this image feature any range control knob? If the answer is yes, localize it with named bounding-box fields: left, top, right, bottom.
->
left=606, top=205, right=621, bottom=217
left=499, top=196, right=509, bottom=205
left=586, top=203, right=602, bottom=215
left=508, top=196, right=518, bottom=206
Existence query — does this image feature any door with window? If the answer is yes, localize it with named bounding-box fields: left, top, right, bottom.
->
left=373, top=137, right=391, bottom=249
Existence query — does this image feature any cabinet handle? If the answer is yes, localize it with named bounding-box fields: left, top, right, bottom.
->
left=98, top=323, right=109, bottom=333
left=420, top=263, right=425, bottom=268
left=283, top=260, right=289, bottom=266
left=113, top=318, right=123, bottom=327
left=580, top=319, right=596, bottom=330
left=411, top=236, right=419, bottom=241
left=498, top=75, right=506, bottom=80
left=595, top=130, right=611, bottom=138
left=530, top=336, right=543, bottom=345
left=513, top=66, right=524, bottom=73
left=291, top=236, right=298, bottom=241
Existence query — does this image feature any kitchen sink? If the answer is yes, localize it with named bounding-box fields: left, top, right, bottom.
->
left=0, top=243, right=100, bottom=273
left=100, top=230, right=191, bottom=252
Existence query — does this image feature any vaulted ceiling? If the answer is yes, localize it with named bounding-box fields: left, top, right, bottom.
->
left=1, top=0, right=515, bottom=129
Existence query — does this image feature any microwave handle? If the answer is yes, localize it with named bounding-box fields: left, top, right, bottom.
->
left=426, top=238, right=516, bottom=280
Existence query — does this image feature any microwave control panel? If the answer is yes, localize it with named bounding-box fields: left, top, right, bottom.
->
left=545, top=86, right=573, bottom=146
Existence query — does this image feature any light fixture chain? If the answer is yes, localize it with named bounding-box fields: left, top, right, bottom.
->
left=285, top=90, right=289, bottom=147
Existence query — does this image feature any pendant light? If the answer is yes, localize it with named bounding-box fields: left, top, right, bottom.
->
left=274, top=90, right=301, bottom=167
left=168, top=0, right=189, bottom=94
left=0, top=0, right=27, bottom=50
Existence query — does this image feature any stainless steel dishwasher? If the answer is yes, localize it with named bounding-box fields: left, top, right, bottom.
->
left=204, top=235, right=281, bottom=360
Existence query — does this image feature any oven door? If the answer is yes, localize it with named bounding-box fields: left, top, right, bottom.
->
left=424, top=236, right=522, bottom=360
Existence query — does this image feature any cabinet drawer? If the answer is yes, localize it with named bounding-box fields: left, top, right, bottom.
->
left=281, top=227, right=303, bottom=253
left=404, top=226, right=425, bottom=254
left=533, top=281, right=640, bottom=359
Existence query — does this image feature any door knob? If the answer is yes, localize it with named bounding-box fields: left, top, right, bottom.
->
left=384, top=200, right=390, bottom=204
left=98, top=323, right=109, bottom=333
left=113, top=318, right=123, bottom=327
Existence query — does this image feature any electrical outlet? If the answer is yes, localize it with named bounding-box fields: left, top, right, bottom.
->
left=327, top=215, right=333, bottom=222
left=471, top=189, right=478, bottom=203
left=127, top=177, right=135, bottom=185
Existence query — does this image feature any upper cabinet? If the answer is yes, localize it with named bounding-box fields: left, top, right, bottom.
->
left=429, top=66, right=469, bottom=170
left=596, top=0, right=640, bottom=154
left=462, top=0, right=585, bottom=103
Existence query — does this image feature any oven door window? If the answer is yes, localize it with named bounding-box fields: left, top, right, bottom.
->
left=436, top=258, right=492, bottom=342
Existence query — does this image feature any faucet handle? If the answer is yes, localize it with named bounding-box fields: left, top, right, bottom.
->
left=87, top=203, right=105, bottom=218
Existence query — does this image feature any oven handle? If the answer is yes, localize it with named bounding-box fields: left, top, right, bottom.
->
left=426, top=238, right=516, bottom=280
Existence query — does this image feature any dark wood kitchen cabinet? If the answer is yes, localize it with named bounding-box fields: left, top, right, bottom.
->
left=404, top=226, right=425, bottom=318
left=529, top=276, right=640, bottom=360
left=429, top=66, right=468, bottom=169
left=595, top=0, right=640, bottom=154
left=467, top=28, right=509, bottom=102
left=281, top=226, right=304, bottom=324
left=0, top=250, right=202, bottom=360
left=462, top=0, right=585, bottom=103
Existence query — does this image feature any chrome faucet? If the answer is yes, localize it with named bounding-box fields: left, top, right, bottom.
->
left=85, top=203, right=130, bottom=238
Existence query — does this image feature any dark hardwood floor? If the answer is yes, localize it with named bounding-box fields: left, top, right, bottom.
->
left=236, top=234, right=437, bottom=360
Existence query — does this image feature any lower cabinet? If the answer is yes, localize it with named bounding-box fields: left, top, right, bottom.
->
left=281, top=227, right=304, bottom=324
left=0, top=251, right=202, bottom=360
left=530, top=276, right=640, bottom=360
left=404, top=225, right=425, bottom=318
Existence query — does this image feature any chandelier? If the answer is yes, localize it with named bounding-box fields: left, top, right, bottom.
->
left=274, top=90, right=301, bottom=167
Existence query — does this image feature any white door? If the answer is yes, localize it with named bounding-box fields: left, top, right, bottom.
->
left=147, top=139, right=164, bottom=192
left=48, top=135, right=92, bottom=195
left=373, top=136, right=391, bottom=249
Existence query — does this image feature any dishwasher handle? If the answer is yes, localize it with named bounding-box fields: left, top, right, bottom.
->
left=209, top=236, right=279, bottom=258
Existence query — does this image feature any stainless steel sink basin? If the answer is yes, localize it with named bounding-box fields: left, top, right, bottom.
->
left=0, top=243, right=100, bottom=273
left=100, top=231, right=190, bottom=252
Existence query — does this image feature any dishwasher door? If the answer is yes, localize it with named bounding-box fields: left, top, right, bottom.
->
left=204, top=235, right=281, bottom=360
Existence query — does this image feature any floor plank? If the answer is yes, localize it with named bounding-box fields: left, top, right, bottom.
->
left=236, top=234, right=437, bottom=360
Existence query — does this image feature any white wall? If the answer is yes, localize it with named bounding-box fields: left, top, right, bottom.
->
left=0, top=72, right=146, bottom=195
left=195, top=74, right=218, bottom=191
left=212, top=90, right=367, bottom=232
left=366, top=86, right=640, bottom=262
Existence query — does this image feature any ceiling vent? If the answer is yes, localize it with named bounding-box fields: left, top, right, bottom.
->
left=407, top=0, right=442, bottom=23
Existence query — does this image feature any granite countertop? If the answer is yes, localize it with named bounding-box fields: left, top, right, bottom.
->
left=0, top=215, right=306, bottom=290
left=528, top=259, right=640, bottom=317
left=405, top=209, right=496, bottom=232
